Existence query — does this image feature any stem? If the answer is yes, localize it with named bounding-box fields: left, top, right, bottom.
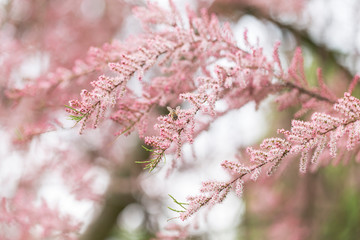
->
left=284, top=81, right=336, bottom=104
left=208, top=1, right=354, bottom=81
left=191, top=151, right=289, bottom=214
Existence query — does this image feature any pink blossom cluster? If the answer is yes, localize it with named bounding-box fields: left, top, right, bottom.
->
left=179, top=138, right=291, bottom=219
left=280, top=92, right=360, bottom=170
left=180, top=91, right=360, bottom=220
left=64, top=3, right=352, bottom=218
left=66, top=1, right=295, bottom=174
left=276, top=52, right=337, bottom=118
left=111, top=96, right=154, bottom=138
left=67, top=36, right=179, bottom=133
left=1, top=189, right=80, bottom=240
left=179, top=181, right=231, bottom=221
left=144, top=37, right=284, bottom=168
left=0, top=145, right=107, bottom=239
left=0, top=0, right=136, bottom=144
left=144, top=108, right=196, bottom=170
left=2, top=0, right=360, bottom=238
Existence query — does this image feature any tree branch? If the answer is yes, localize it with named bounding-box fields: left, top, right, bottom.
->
left=208, top=1, right=354, bottom=81
left=79, top=141, right=150, bottom=240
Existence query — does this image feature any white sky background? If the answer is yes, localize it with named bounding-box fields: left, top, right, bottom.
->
left=0, top=0, right=359, bottom=239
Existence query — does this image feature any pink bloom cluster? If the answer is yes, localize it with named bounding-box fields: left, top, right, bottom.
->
left=1, top=189, right=80, bottom=240
left=2, top=0, right=360, bottom=238
left=181, top=92, right=360, bottom=220
left=280, top=92, right=360, bottom=171
left=64, top=4, right=353, bottom=221
left=67, top=36, right=179, bottom=133
left=67, top=1, right=295, bottom=174
left=111, top=97, right=154, bottom=138
left=179, top=181, right=231, bottom=221
left=144, top=108, right=196, bottom=170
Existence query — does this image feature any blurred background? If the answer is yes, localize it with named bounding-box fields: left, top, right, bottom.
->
left=0, top=0, right=360, bottom=239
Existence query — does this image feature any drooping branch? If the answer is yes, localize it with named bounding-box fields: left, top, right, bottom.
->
left=208, top=1, right=354, bottom=81
left=179, top=92, right=360, bottom=220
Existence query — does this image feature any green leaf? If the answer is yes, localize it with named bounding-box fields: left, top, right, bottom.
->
left=15, top=128, right=23, bottom=140
left=167, top=207, right=185, bottom=213
left=168, top=194, right=188, bottom=210
left=135, top=160, right=153, bottom=164
left=68, top=115, right=84, bottom=122
left=141, top=145, right=154, bottom=152
left=64, top=105, right=81, bottom=113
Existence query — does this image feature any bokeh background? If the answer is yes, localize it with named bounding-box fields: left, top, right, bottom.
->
left=0, top=0, right=360, bottom=239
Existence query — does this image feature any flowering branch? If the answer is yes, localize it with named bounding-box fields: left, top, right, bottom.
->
left=66, top=2, right=343, bottom=177
left=208, top=0, right=354, bottom=81
left=2, top=0, right=360, bottom=238
left=66, top=36, right=181, bottom=134
left=62, top=1, right=360, bottom=232
left=178, top=92, right=360, bottom=220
